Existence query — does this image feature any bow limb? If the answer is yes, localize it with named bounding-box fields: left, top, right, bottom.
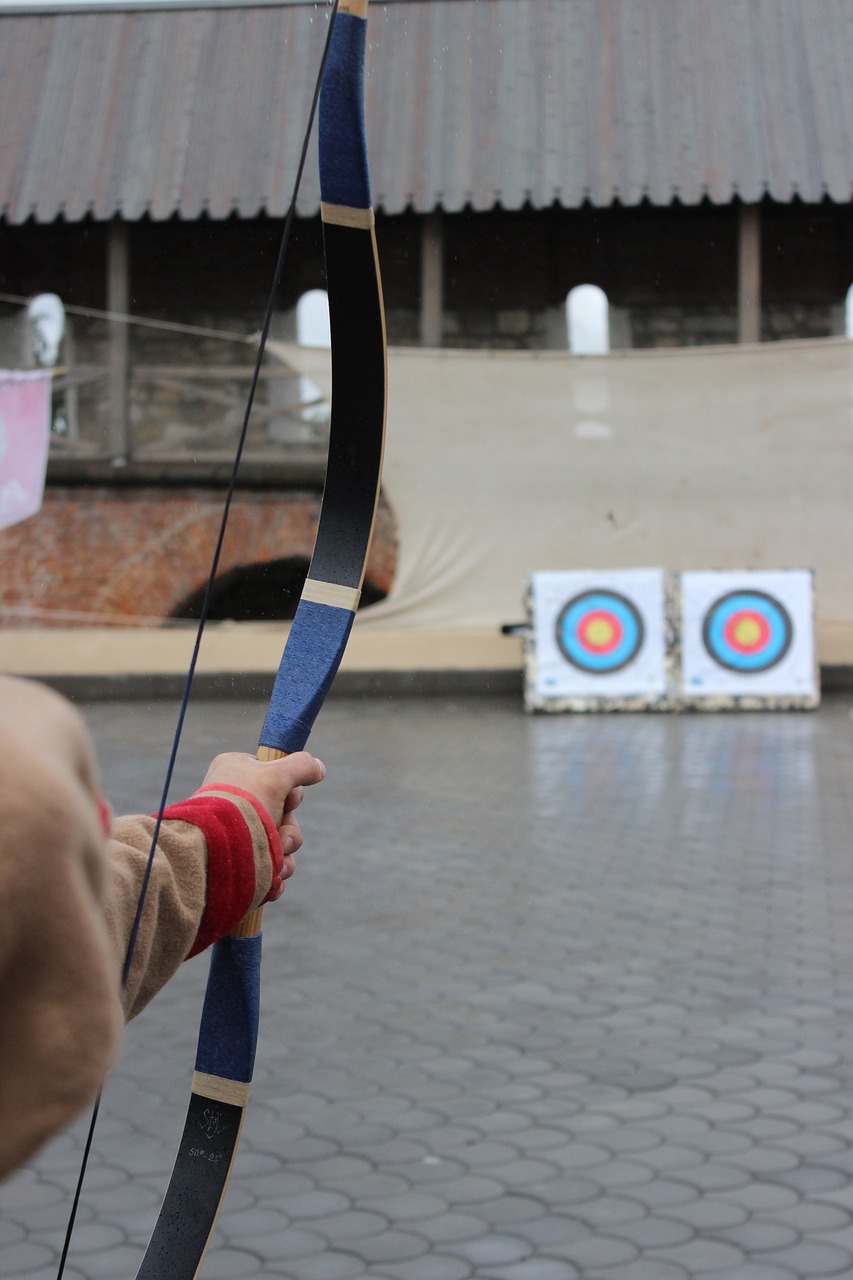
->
left=135, top=3, right=386, bottom=1275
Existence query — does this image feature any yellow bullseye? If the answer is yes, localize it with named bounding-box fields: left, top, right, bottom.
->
left=586, top=617, right=616, bottom=649
left=732, top=616, right=762, bottom=649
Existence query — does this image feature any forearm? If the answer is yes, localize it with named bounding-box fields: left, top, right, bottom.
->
left=107, top=790, right=281, bottom=1021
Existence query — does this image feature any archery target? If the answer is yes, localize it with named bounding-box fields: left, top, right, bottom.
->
left=702, top=590, right=792, bottom=673
left=556, top=590, right=644, bottom=673
left=529, top=569, right=667, bottom=701
left=681, top=570, right=816, bottom=699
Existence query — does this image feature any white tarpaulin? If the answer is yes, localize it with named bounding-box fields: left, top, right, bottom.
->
left=270, top=337, right=853, bottom=641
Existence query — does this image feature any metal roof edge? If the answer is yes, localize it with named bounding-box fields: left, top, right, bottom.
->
left=0, top=0, right=321, bottom=14
left=0, top=0, right=439, bottom=12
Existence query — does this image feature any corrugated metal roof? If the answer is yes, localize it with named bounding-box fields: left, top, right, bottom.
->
left=1, top=0, right=852, bottom=224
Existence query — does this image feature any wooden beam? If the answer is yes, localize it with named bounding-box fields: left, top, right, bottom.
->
left=420, top=212, right=444, bottom=347
left=738, top=204, right=762, bottom=344
left=107, top=221, right=131, bottom=461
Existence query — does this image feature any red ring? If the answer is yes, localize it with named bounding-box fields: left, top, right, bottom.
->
left=577, top=610, right=624, bottom=655
left=723, top=609, right=771, bottom=655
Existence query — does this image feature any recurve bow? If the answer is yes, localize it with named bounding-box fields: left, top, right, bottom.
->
left=135, top=3, right=386, bottom=1273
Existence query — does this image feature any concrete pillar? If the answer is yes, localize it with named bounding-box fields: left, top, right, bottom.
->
left=420, top=212, right=445, bottom=347
left=738, top=204, right=762, bottom=344
left=107, top=220, right=131, bottom=462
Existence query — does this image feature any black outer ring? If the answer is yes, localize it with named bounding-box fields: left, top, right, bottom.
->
left=701, top=589, right=794, bottom=674
left=555, top=588, right=645, bottom=674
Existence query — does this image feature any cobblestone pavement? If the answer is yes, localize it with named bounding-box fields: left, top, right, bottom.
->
left=5, top=694, right=853, bottom=1279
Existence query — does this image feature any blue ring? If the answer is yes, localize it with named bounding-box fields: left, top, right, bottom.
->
left=556, top=590, right=645, bottom=674
left=702, top=590, right=793, bottom=673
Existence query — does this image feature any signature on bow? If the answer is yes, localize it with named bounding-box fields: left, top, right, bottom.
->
left=197, top=1107, right=228, bottom=1140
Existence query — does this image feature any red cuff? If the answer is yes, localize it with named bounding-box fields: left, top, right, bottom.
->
left=194, top=785, right=283, bottom=898
left=158, top=787, right=283, bottom=958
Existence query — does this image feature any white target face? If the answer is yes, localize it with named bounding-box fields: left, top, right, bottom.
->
left=530, top=568, right=667, bottom=701
left=681, top=570, right=816, bottom=698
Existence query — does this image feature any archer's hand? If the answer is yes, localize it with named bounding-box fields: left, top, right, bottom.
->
left=200, top=752, right=326, bottom=889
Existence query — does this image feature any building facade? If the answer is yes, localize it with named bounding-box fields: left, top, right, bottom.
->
left=1, top=0, right=852, bottom=622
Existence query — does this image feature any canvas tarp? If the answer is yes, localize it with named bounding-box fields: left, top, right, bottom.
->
left=270, top=337, right=853, bottom=645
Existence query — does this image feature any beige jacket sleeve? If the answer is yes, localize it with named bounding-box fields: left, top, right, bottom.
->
left=0, top=678, right=123, bottom=1180
left=107, top=792, right=276, bottom=1021
left=0, top=677, right=276, bottom=1180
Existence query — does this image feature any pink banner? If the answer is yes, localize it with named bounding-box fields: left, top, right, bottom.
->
left=0, top=372, right=52, bottom=532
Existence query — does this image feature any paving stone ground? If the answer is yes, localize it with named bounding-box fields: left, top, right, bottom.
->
left=5, top=693, right=853, bottom=1279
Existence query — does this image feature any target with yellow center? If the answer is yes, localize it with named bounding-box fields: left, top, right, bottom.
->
left=556, top=590, right=645, bottom=674
left=702, top=590, right=793, bottom=674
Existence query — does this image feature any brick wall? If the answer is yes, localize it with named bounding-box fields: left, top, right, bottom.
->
left=0, top=488, right=397, bottom=626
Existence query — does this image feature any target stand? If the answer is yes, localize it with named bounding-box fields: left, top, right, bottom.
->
left=524, top=568, right=818, bottom=713
left=524, top=569, right=673, bottom=712
left=679, top=569, right=818, bottom=709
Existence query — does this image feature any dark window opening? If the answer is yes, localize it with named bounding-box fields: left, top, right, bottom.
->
left=171, top=556, right=387, bottom=622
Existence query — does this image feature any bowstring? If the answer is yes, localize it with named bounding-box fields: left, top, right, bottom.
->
left=55, top=3, right=340, bottom=1275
